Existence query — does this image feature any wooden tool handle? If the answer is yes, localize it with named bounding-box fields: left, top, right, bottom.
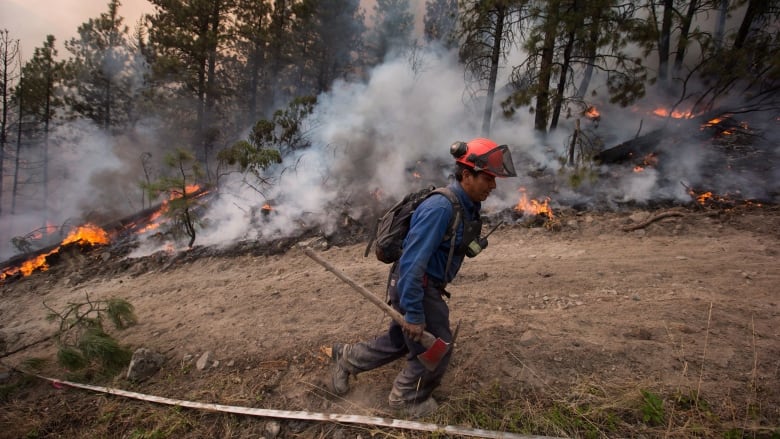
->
left=301, top=246, right=436, bottom=347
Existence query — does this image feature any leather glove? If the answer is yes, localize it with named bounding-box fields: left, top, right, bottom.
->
left=402, top=321, right=425, bottom=342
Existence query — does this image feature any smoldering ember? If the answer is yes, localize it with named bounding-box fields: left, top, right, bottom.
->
left=1, top=1, right=779, bottom=438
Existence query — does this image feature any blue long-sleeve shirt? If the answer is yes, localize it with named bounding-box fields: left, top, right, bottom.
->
left=396, top=182, right=480, bottom=324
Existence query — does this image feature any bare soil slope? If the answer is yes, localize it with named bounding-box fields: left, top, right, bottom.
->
left=1, top=205, right=779, bottom=438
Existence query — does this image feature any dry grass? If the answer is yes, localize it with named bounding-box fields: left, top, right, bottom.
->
left=1, top=337, right=779, bottom=439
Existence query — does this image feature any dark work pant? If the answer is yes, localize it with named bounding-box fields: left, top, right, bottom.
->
left=341, top=271, right=453, bottom=403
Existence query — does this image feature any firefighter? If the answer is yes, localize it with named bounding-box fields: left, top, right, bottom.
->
left=331, top=138, right=517, bottom=418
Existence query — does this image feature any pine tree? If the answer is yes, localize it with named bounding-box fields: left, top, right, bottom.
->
left=62, top=0, right=141, bottom=131
left=18, top=36, right=64, bottom=221
left=146, top=0, right=235, bottom=175
left=424, top=0, right=459, bottom=50
left=293, top=0, right=366, bottom=94
left=231, top=0, right=274, bottom=125
left=0, top=30, right=22, bottom=216
left=459, top=0, right=527, bottom=136
left=367, top=0, right=415, bottom=64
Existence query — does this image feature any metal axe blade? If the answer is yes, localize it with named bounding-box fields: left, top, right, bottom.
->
left=301, top=246, right=450, bottom=371
left=417, top=336, right=450, bottom=371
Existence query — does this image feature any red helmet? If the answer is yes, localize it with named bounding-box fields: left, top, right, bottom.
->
left=450, top=138, right=517, bottom=178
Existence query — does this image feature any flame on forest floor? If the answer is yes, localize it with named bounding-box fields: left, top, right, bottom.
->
left=1, top=184, right=209, bottom=282
left=1, top=224, right=110, bottom=280
left=633, top=153, right=659, bottom=173
left=135, top=184, right=206, bottom=234
left=688, top=188, right=763, bottom=209
left=652, top=107, right=695, bottom=119
left=514, top=188, right=554, bottom=219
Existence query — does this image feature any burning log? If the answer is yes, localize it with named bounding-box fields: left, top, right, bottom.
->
left=594, top=107, right=753, bottom=166
left=0, top=224, right=110, bottom=283
left=594, top=129, right=666, bottom=164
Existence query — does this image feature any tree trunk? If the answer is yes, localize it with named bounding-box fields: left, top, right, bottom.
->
left=43, top=55, right=53, bottom=225
left=534, top=2, right=558, bottom=133
left=481, top=5, right=506, bottom=137
left=104, top=80, right=112, bottom=129
left=673, top=0, right=698, bottom=74
left=657, top=0, right=673, bottom=83
left=268, top=0, right=289, bottom=114
left=575, top=9, right=601, bottom=99
left=0, top=33, right=10, bottom=215
left=12, top=76, right=22, bottom=214
left=550, top=0, right=580, bottom=132
left=247, top=42, right=262, bottom=124
left=714, top=0, right=728, bottom=50
left=567, top=118, right=579, bottom=166
left=549, top=29, right=574, bottom=131
left=203, top=0, right=221, bottom=180
left=734, top=0, right=765, bottom=49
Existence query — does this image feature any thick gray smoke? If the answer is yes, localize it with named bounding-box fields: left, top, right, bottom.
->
left=187, top=47, right=537, bottom=254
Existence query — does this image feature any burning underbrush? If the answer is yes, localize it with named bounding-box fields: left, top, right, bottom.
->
left=0, top=183, right=771, bottom=291
left=1, top=106, right=777, bottom=287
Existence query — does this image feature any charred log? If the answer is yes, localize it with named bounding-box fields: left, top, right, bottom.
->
left=594, top=129, right=666, bottom=164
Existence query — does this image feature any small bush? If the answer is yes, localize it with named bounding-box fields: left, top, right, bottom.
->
left=45, top=294, right=137, bottom=379
left=640, top=389, right=665, bottom=426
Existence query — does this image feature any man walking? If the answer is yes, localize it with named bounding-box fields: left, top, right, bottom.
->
left=331, top=138, right=517, bottom=418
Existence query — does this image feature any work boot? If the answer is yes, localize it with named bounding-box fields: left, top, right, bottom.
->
left=388, top=390, right=439, bottom=419
left=331, top=343, right=351, bottom=396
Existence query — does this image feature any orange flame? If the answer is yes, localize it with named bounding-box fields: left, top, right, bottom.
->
left=1, top=224, right=110, bottom=281
left=514, top=188, right=554, bottom=219
left=168, top=184, right=201, bottom=200
left=703, top=117, right=723, bottom=127
left=652, top=107, right=694, bottom=119
left=136, top=184, right=206, bottom=234
left=634, top=153, right=658, bottom=172
left=584, top=106, right=600, bottom=119
left=30, top=223, right=59, bottom=240
left=689, top=189, right=764, bottom=209
left=136, top=209, right=165, bottom=234
left=696, top=191, right=713, bottom=204
left=62, top=224, right=110, bottom=246
left=700, top=114, right=746, bottom=136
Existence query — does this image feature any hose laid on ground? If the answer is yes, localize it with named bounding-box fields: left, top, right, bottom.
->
left=27, top=373, right=560, bottom=439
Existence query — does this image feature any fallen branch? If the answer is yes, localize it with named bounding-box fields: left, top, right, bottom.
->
left=622, top=210, right=686, bottom=232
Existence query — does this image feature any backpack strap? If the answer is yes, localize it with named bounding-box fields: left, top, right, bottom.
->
left=429, top=187, right=464, bottom=284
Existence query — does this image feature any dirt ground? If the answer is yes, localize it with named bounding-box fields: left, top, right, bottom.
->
left=1, top=204, right=779, bottom=438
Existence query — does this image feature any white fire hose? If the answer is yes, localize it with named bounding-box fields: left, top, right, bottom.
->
left=19, top=371, right=561, bottom=439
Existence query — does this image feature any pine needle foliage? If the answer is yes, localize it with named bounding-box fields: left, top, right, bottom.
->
left=44, top=293, right=137, bottom=377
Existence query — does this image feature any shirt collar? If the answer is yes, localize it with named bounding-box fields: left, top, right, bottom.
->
left=449, top=181, right=480, bottom=213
